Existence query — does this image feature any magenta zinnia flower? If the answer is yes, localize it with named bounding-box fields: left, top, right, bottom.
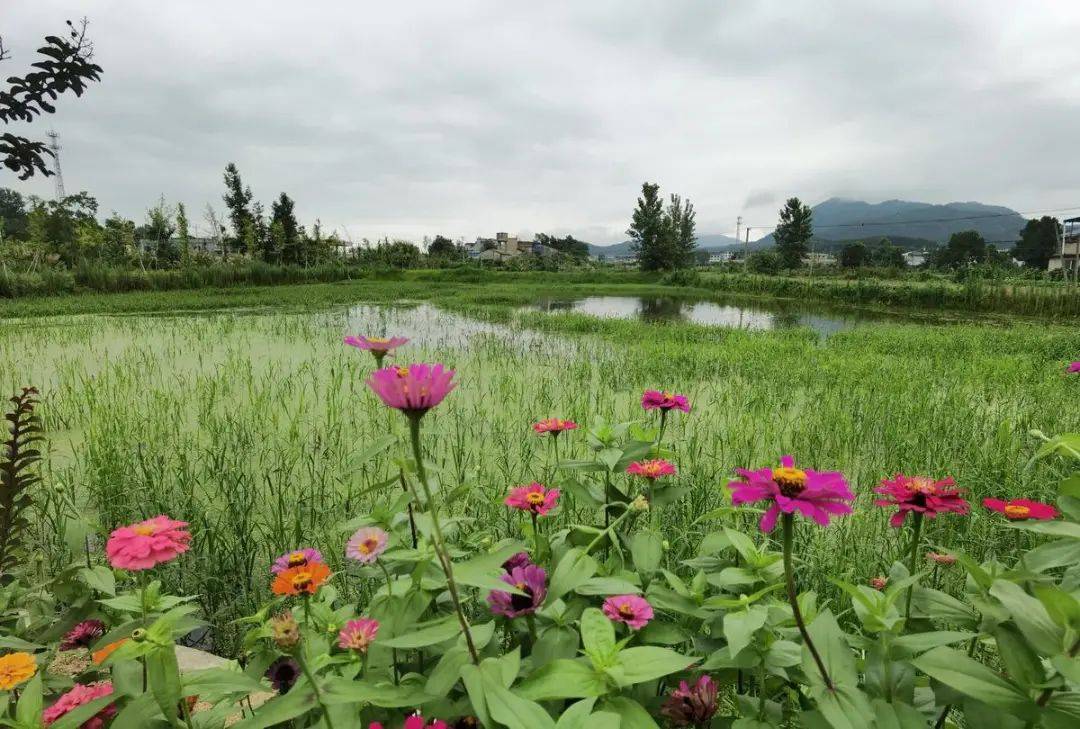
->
left=660, top=675, right=719, bottom=727
left=60, top=620, right=106, bottom=651
left=504, top=483, right=560, bottom=516
left=344, top=335, right=409, bottom=355
left=502, top=551, right=532, bottom=571
left=533, top=418, right=578, bottom=435
left=265, top=657, right=300, bottom=694
left=271, top=548, right=324, bottom=575
left=43, top=682, right=116, bottom=728
left=487, top=564, right=547, bottom=617
left=105, top=515, right=191, bottom=571
left=626, top=459, right=676, bottom=480
left=983, top=498, right=1059, bottom=521
left=404, top=715, right=448, bottom=729
left=1067, top=361, right=1080, bottom=374
left=641, top=389, right=690, bottom=413
left=602, top=594, right=653, bottom=630
left=729, top=455, right=854, bottom=532
left=346, top=527, right=389, bottom=564
left=874, top=474, right=969, bottom=528
left=338, top=618, right=379, bottom=653
left=366, top=364, right=456, bottom=417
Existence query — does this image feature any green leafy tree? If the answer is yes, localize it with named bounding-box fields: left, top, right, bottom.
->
left=0, top=189, right=28, bottom=241
left=137, top=196, right=177, bottom=266
left=1013, top=216, right=1060, bottom=269
left=222, top=162, right=254, bottom=255
left=932, top=230, right=989, bottom=268
left=774, top=197, right=813, bottom=269
left=839, top=241, right=868, bottom=268
left=101, top=213, right=135, bottom=264
left=666, top=193, right=698, bottom=269
left=252, top=201, right=270, bottom=262
left=870, top=242, right=905, bottom=268
left=427, top=235, right=459, bottom=259
left=0, top=19, right=102, bottom=179
left=628, top=182, right=697, bottom=271
left=271, top=193, right=302, bottom=265
left=176, top=202, right=190, bottom=264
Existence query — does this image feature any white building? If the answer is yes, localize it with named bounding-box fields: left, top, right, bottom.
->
left=1048, top=217, right=1080, bottom=274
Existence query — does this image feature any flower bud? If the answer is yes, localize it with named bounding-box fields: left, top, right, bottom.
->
left=270, top=613, right=300, bottom=650
left=130, top=628, right=147, bottom=643
left=630, top=495, right=650, bottom=513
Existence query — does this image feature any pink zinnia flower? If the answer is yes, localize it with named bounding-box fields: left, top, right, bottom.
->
left=983, top=498, right=1059, bottom=521
left=404, top=715, right=448, bottom=729
left=603, top=594, right=653, bottom=630
left=874, top=474, right=969, bottom=528
left=338, top=618, right=379, bottom=653
left=927, top=551, right=957, bottom=565
left=660, top=675, right=719, bottom=727
left=487, top=564, right=547, bottom=617
left=43, top=682, right=116, bottom=728
left=504, top=483, right=560, bottom=516
left=641, top=389, right=690, bottom=413
left=626, top=459, right=676, bottom=480
left=502, top=551, right=532, bottom=571
left=532, top=418, right=578, bottom=435
left=60, top=620, right=106, bottom=651
left=346, top=527, right=389, bottom=564
left=271, top=548, right=324, bottom=575
left=1067, top=361, right=1080, bottom=374
left=344, top=335, right=409, bottom=356
left=728, top=455, right=855, bottom=532
left=105, top=515, right=191, bottom=571
left=870, top=576, right=888, bottom=591
left=366, top=363, right=456, bottom=417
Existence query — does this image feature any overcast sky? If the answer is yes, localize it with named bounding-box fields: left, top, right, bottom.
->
left=5, top=1, right=1080, bottom=244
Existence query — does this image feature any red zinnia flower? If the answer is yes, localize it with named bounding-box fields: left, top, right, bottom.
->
left=626, top=459, right=676, bottom=480
left=983, top=498, right=1058, bottom=521
left=874, top=474, right=969, bottom=528
left=533, top=418, right=578, bottom=435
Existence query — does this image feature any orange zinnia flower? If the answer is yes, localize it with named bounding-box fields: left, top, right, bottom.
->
left=271, top=561, right=331, bottom=596
left=92, top=639, right=127, bottom=665
left=0, top=651, right=36, bottom=690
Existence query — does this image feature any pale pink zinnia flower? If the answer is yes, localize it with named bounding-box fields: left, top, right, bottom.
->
left=874, top=474, right=969, bottom=528
left=366, top=364, right=456, bottom=417
left=641, top=390, right=690, bottom=413
left=344, top=335, right=409, bottom=355
left=532, top=418, right=578, bottom=435
left=602, top=594, right=653, bottom=630
left=337, top=618, right=379, bottom=652
left=105, top=515, right=191, bottom=571
left=43, top=682, right=116, bottom=728
left=626, top=459, right=676, bottom=480
left=728, top=455, right=854, bottom=532
left=504, top=483, right=560, bottom=516
left=346, top=527, right=389, bottom=564
left=271, top=548, right=324, bottom=575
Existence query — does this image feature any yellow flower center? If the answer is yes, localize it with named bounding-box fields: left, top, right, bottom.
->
left=773, top=467, right=808, bottom=496
left=395, top=366, right=410, bottom=378
left=1004, top=504, right=1031, bottom=519
left=905, top=477, right=937, bottom=495
left=290, top=572, right=313, bottom=591
left=526, top=491, right=545, bottom=505
left=359, top=538, right=379, bottom=554
left=133, top=524, right=157, bottom=536
left=368, top=337, right=389, bottom=345
left=617, top=603, right=635, bottom=618
left=287, top=552, right=308, bottom=567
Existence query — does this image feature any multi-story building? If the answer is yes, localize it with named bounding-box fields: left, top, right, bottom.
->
left=1048, top=216, right=1080, bottom=274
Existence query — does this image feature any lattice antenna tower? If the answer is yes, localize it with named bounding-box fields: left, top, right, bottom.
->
left=46, top=131, right=66, bottom=199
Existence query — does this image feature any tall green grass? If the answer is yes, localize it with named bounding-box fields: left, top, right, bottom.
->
left=3, top=293, right=1078, bottom=654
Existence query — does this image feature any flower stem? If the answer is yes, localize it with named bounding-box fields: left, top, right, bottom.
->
left=782, top=514, right=834, bottom=692
left=295, top=647, right=336, bottom=729
left=904, top=512, right=924, bottom=618
left=408, top=415, right=480, bottom=664
left=377, top=560, right=400, bottom=684
left=399, top=470, right=418, bottom=549
left=656, top=410, right=668, bottom=455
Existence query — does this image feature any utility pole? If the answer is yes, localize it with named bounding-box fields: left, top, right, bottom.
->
left=735, top=216, right=741, bottom=252
left=744, top=227, right=751, bottom=265
left=46, top=131, right=66, bottom=200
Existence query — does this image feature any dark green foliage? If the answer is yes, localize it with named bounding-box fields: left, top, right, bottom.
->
left=839, top=241, right=868, bottom=268
left=931, top=230, right=1002, bottom=268
left=1013, top=216, right=1061, bottom=269
left=0, top=188, right=28, bottom=241
left=271, top=193, right=303, bottom=265
left=774, top=197, right=813, bottom=269
left=0, top=20, right=103, bottom=179
left=222, top=163, right=254, bottom=255
left=0, top=387, right=42, bottom=577
left=746, top=250, right=781, bottom=274
left=627, top=182, right=698, bottom=271
left=534, top=233, right=590, bottom=260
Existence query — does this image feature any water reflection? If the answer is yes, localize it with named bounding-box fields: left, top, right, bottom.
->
left=531, top=296, right=884, bottom=336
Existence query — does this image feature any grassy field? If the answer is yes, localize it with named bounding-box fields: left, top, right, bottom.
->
left=3, top=279, right=1078, bottom=654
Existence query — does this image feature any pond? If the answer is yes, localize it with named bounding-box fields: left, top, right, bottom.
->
left=529, top=295, right=918, bottom=336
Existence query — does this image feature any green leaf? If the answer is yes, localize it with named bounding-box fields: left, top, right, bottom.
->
left=802, top=609, right=857, bottom=690
left=890, top=631, right=975, bottom=657
left=426, top=646, right=470, bottom=697
left=1034, top=584, right=1080, bottom=629
left=79, top=565, right=116, bottom=596
left=581, top=712, right=621, bottom=729
left=869, top=698, right=928, bottom=729
left=553, top=699, right=599, bottom=729
left=580, top=607, right=617, bottom=668
left=911, top=646, right=1037, bottom=719
left=575, top=577, right=641, bottom=596
left=1023, top=538, right=1080, bottom=573
left=182, top=667, right=266, bottom=699
left=145, top=643, right=183, bottom=726
left=724, top=605, right=767, bottom=658
left=321, top=677, right=435, bottom=707
left=597, top=697, right=659, bottom=729
left=531, top=625, right=580, bottom=668
left=480, top=670, right=555, bottom=729
left=989, top=580, right=1065, bottom=656
left=992, top=625, right=1045, bottom=690
left=515, top=659, right=608, bottom=700
left=629, top=530, right=663, bottom=575
left=609, top=646, right=696, bottom=687
left=227, top=685, right=318, bottom=729
left=14, top=672, right=42, bottom=727
left=379, top=615, right=461, bottom=649
left=547, top=548, right=598, bottom=605
left=1006, top=520, right=1080, bottom=539
left=814, top=685, right=874, bottom=729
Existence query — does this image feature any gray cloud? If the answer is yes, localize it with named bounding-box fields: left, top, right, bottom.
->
left=4, top=1, right=1080, bottom=243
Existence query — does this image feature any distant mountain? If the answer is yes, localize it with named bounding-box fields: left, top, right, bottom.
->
left=588, top=233, right=739, bottom=258
left=754, top=198, right=1026, bottom=246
